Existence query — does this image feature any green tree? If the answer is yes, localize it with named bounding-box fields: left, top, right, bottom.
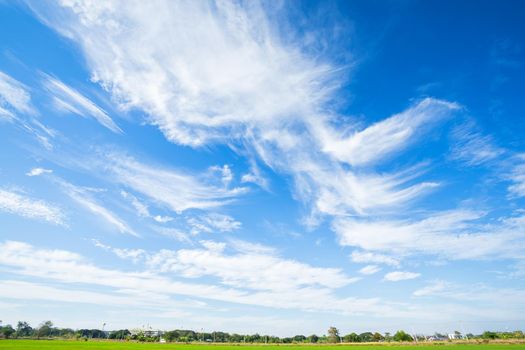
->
left=36, top=321, right=54, bottom=339
left=384, top=332, right=392, bottom=342
left=360, top=332, right=373, bottom=342
left=0, top=325, right=15, bottom=339
left=16, top=321, right=33, bottom=337
left=393, top=330, right=413, bottom=342
left=293, top=335, right=306, bottom=342
left=307, top=334, right=319, bottom=343
left=109, top=329, right=130, bottom=340
left=372, top=332, right=384, bottom=342
left=481, top=331, right=499, bottom=340
left=327, top=326, right=340, bottom=343
left=343, top=332, right=360, bottom=342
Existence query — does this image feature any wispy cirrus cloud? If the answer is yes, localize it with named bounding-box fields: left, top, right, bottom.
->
left=43, top=75, right=122, bottom=133
left=29, top=0, right=457, bottom=223
left=413, top=279, right=525, bottom=310
left=0, top=240, right=372, bottom=315
left=336, top=209, right=525, bottom=261
left=350, top=250, right=400, bottom=267
left=413, top=280, right=449, bottom=297
left=384, top=271, right=420, bottom=282
left=0, top=188, right=65, bottom=225
left=92, top=239, right=146, bottom=263
left=27, top=1, right=525, bottom=282
left=55, top=178, right=137, bottom=237
left=0, top=71, right=35, bottom=117
left=358, top=265, right=381, bottom=275
left=0, top=70, right=55, bottom=149
left=105, top=153, right=247, bottom=213
left=3, top=239, right=524, bottom=326
left=508, top=154, right=525, bottom=198
left=449, top=121, right=505, bottom=166
left=142, top=239, right=358, bottom=292
left=318, top=98, right=460, bottom=167
left=26, top=167, right=53, bottom=177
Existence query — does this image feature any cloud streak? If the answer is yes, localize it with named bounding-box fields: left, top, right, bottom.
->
left=0, top=240, right=378, bottom=315
left=56, top=179, right=137, bottom=236
left=105, top=153, right=247, bottom=213
left=0, top=188, right=65, bottom=225
left=336, top=209, right=525, bottom=261
left=29, top=0, right=458, bottom=223
left=44, top=75, right=122, bottom=133
left=384, top=271, right=420, bottom=282
left=0, top=71, right=35, bottom=116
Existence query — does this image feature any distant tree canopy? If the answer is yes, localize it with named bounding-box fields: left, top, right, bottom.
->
left=307, top=334, right=319, bottom=343
left=327, top=326, right=340, bottom=343
left=16, top=322, right=33, bottom=337
left=0, top=325, right=15, bottom=339
left=108, top=329, right=130, bottom=340
left=343, top=332, right=360, bottom=342
left=2, top=320, right=525, bottom=343
left=393, top=330, right=413, bottom=342
left=482, top=331, right=499, bottom=340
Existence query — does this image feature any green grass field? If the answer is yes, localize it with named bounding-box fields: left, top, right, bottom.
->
left=1, top=341, right=525, bottom=350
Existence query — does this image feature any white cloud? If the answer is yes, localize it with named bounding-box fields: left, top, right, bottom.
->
left=26, top=167, right=53, bottom=177
left=31, top=1, right=336, bottom=145
left=449, top=122, right=504, bottom=166
left=120, top=190, right=174, bottom=223
left=0, top=71, right=35, bottom=115
left=241, top=161, right=269, bottom=190
left=384, top=271, right=420, bottom=282
left=228, top=239, right=277, bottom=255
left=153, top=227, right=192, bottom=243
left=144, top=240, right=357, bottom=292
left=28, top=1, right=525, bottom=292
left=106, top=154, right=247, bottom=213
left=412, top=280, right=525, bottom=310
left=120, top=190, right=150, bottom=217
left=413, top=280, right=448, bottom=297
left=209, top=165, right=234, bottom=187
left=57, top=179, right=137, bottom=236
left=153, top=215, right=173, bottom=223
left=187, top=213, right=241, bottom=235
left=508, top=154, right=525, bottom=198
left=92, top=239, right=146, bottom=263
left=336, top=209, right=525, bottom=261
left=44, top=75, right=122, bottom=133
left=358, top=265, right=381, bottom=275
left=92, top=238, right=357, bottom=294
left=30, top=0, right=456, bottom=222
left=0, top=280, right=166, bottom=308
left=0, top=188, right=65, bottom=225
left=0, top=240, right=374, bottom=315
left=318, top=98, right=460, bottom=166
left=0, top=71, right=55, bottom=148
left=350, top=251, right=400, bottom=267
left=4, top=240, right=525, bottom=324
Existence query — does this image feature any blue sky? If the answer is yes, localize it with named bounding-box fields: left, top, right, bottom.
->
left=1, top=0, right=524, bottom=336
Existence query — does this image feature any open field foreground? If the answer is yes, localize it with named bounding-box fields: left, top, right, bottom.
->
left=2, top=342, right=525, bottom=350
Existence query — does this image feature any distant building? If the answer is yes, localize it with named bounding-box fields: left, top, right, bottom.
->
left=448, top=333, right=464, bottom=340
left=427, top=335, right=448, bottom=341
left=130, top=329, right=163, bottom=337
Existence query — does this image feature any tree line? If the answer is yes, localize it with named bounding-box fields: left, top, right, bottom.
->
left=1, top=321, right=524, bottom=343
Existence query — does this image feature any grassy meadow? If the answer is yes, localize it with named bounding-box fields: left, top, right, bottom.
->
left=1, top=341, right=525, bottom=350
